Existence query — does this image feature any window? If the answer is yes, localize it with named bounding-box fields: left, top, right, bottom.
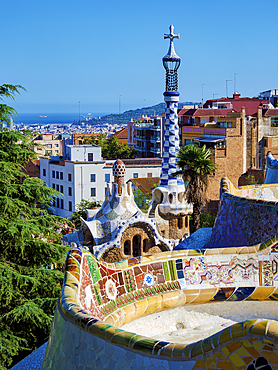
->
left=78, top=140, right=82, bottom=145
left=43, top=169, right=46, bottom=176
left=69, top=201, right=72, bottom=212
left=60, top=185, right=63, bottom=193
left=68, top=187, right=72, bottom=196
left=46, top=144, right=52, bottom=148
left=178, top=217, right=183, bottom=229
left=52, top=183, right=55, bottom=189
left=271, top=117, right=278, bottom=127
left=90, top=174, right=96, bottom=182
left=56, top=198, right=59, bottom=208
left=133, top=173, right=138, bottom=178
left=91, top=188, right=96, bottom=197
left=55, top=144, right=59, bottom=147
left=132, top=235, right=141, bottom=257
left=88, top=153, right=94, bottom=161
left=143, top=239, right=148, bottom=253
left=56, top=184, right=59, bottom=191
left=56, top=171, right=59, bottom=178
left=124, top=240, right=131, bottom=255
left=55, top=150, right=59, bottom=154
left=68, top=173, right=72, bottom=181
left=105, top=173, right=110, bottom=182
left=60, top=199, right=64, bottom=209
left=147, top=173, right=152, bottom=177
left=185, top=139, right=191, bottom=146
left=52, top=170, right=55, bottom=178
left=60, top=172, right=63, bottom=180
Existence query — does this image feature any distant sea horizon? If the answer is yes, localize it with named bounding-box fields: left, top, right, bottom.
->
left=13, top=112, right=110, bottom=125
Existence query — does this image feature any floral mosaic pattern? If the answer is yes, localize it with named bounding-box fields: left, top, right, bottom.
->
left=231, top=256, right=259, bottom=283
left=42, top=244, right=278, bottom=369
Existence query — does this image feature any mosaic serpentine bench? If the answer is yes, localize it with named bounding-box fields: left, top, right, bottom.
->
left=207, top=177, right=278, bottom=249
left=42, top=240, right=278, bottom=370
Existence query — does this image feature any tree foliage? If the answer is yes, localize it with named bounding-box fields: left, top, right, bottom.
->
left=70, top=199, right=102, bottom=229
left=133, top=188, right=152, bottom=212
left=0, top=84, right=25, bottom=126
left=82, top=134, right=136, bottom=159
left=0, top=85, right=70, bottom=369
left=172, top=144, right=216, bottom=232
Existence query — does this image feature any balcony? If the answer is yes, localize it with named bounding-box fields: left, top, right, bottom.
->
left=182, top=126, right=226, bottom=136
left=149, top=125, right=161, bottom=131
left=150, top=136, right=160, bottom=143
left=134, top=135, right=145, bottom=141
left=150, top=147, right=161, bottom=154
left=134, top=123, right=161, bottom=131
left=134, top=145, right=147, bottom=152
left=134, top=123, right=153, bottom=129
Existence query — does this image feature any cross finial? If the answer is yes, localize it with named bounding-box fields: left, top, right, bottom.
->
left=164, top=25, right=179, bottom=42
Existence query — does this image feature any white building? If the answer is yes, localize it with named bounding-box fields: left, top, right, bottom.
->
left=40, top=144, right=162, bottom=218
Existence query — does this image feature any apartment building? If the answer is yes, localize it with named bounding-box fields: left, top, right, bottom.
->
left=127, top=115, right=164, bottom=158
left=31, top=133, right=73, bottom=157
left=178, top=93, right=278, bottom=213
left=40, top=144, right=162, bottom=218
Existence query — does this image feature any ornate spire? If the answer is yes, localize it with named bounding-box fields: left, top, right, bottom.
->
left=162, top=25, right=181, bottom=92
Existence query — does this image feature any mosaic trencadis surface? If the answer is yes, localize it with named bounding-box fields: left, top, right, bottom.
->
left=41, top=238, right=278, bottom=369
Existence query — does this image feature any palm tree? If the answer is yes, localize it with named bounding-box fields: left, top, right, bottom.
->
left=172, top=144, right=216, bottom=232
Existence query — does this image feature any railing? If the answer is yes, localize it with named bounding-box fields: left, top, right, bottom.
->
left=134, top=123, right=161, bottom=131
left=150, top=136, right=160, bottom=142
left=134, top=145, right=147, bottom=152
left=182, top=126, right=226, bottom=136
left=134, top=135, right=145, bottom=140
left=150, top=147, right=161, bottom=154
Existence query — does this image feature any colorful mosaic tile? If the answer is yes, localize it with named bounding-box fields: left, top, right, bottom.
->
left=39, top=245, right=278, bottom=369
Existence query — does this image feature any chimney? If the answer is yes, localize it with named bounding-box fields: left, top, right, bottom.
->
left=233, top=92, right=240, bottom=100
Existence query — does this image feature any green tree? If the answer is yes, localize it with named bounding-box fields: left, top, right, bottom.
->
left=172, top=144, right=216, bottom=233
left=0, top=86, right=70, bottom=369
left=82, top=134, right=136, bottom=159
left=0, top=84, right=25, bottom=126
left=133, top=188, right=152, bottom=213
left=70, top=199, right=102, bottom=229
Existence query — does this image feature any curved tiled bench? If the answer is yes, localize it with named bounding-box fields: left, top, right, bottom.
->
left=42, top=238, right=278, bottom=369
left=207, top=177, right=278, bottom=249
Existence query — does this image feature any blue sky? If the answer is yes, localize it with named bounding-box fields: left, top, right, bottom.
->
left=2, top=0, right=278, bottom=113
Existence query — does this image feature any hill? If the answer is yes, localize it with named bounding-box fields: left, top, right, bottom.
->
left=83, top=102, right=199, bottom=126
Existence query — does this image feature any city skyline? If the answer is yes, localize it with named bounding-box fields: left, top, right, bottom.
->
left=2, top=0, right=278, bottom=114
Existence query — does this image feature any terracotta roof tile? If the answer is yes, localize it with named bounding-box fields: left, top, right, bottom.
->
left=263, top=109, right=278, bottom=117
left=111, top=127, right=128, bottom=138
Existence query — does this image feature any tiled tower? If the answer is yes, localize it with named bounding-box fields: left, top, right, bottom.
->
left=160, top=25, right=183, bottom=190
left=149, top=25, right=192, bottom=242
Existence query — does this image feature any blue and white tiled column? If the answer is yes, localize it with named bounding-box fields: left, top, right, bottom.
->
left=159, top=91, right=184, bottom=190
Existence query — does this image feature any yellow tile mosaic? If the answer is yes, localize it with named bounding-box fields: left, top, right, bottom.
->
left=144, top=296, right=162, bottom=316
left=41, top=245, right=278, bottom=369
left=252, top=340, right=263, bottom=352
left=228, top=352, right=245, bottom=367
left=248, top=286, right=275, bottom=300
left=204, top=356, right=216, bottom=369
left=221, top=346, right=230, bottom=357
left=192, top=288, right=217, bottom=304
left=160, top=291, right=179, bottom=310
left=236, top=345, right=251, bottom=357
left=216, top=360, right=235, bottom=369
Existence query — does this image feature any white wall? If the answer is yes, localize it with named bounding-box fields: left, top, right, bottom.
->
left=66, top=145, right=102, bottom=162
left=40, top=157, right=161, bottom=218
